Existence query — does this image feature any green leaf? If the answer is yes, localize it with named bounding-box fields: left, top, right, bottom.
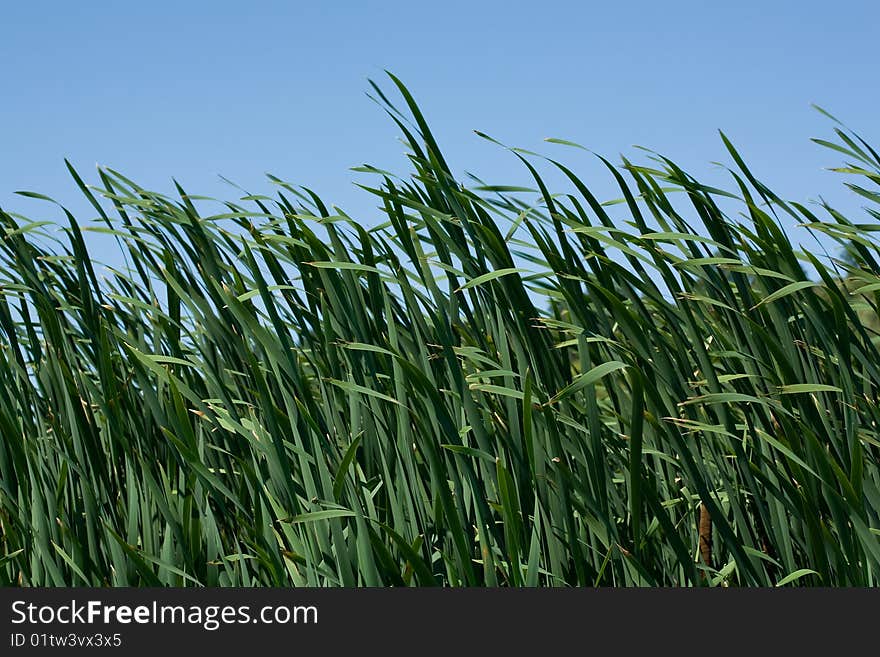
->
left=777, top=384, right=843, bottom=394
left=775, top=569, right=820, bottom=587
left=751, top=281, right=819, bottom=309
left=548, top=361, right=628, bottom=405
left=456, top=267, right=530, bottom=292
left=280, top=509, right=357, bottom=524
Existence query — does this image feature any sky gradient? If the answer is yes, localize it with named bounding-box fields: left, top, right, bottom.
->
left=2, top=1, right=878, bottom=237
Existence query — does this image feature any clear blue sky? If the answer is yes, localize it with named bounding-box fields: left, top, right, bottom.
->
left=2, top=1, right=878, bottom=238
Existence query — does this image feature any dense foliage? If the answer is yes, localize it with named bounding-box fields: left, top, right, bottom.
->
left=2, top=76, right=879, bottom=586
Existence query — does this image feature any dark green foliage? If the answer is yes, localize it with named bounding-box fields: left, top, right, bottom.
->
left=1, top=78, right=879, bottom=586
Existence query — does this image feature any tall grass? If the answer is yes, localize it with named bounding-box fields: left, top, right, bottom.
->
left=1, top=75, right=879, bottom=586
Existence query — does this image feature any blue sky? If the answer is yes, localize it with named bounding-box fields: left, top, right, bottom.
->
left=2, top=1, right=878, bottom=238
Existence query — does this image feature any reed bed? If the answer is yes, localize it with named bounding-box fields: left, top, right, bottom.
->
left=1, top=76, right=879, bottom=586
